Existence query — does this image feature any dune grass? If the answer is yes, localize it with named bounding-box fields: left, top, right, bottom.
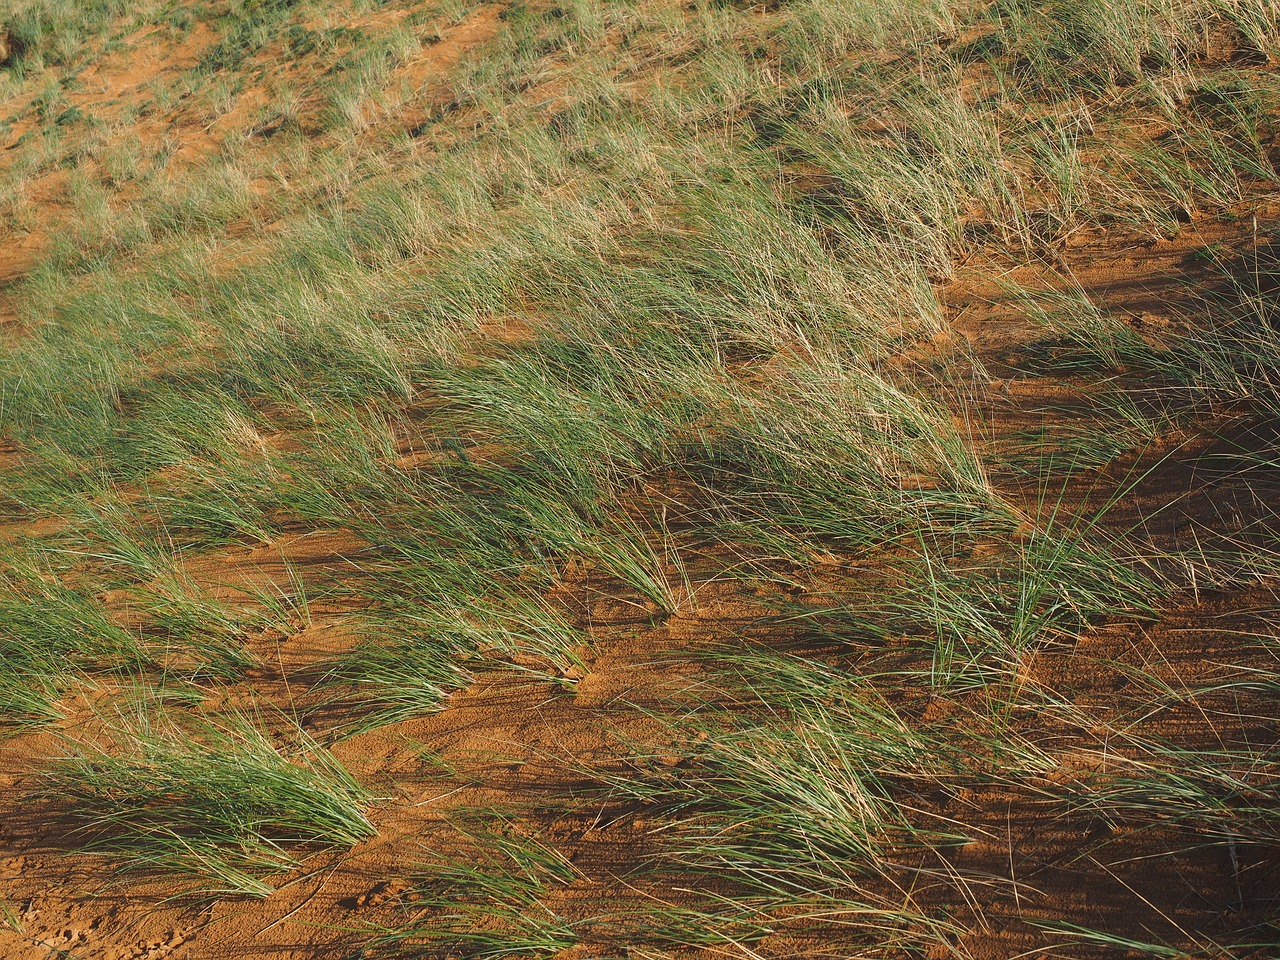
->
left=48, top=705, right=375, bottom=898
left=369, top=817, right=581, bottom=959
left=0, top=0, right=1275, bottom=952
left=0, top=550, right=144, bottom=726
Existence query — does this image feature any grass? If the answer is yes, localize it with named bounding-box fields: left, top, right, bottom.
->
left=701, top=352, right=1007, bottom=554
left=1003, top=275, right=1164, bottom=374
left=2, top=1, right=141, bottom=74
left=913, top=490, right=1165, bottom=680
left=0, top=547, right=144, bottom=727
left=368, top=817, right=581, bottom=959
left=580, top=650, right=989, bottom=956
left=0, top=0, right=1275, bottom=953
left=48, top=705, right=374, bottom=898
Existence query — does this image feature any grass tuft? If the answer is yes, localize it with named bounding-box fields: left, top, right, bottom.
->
left=48, top=706, right=375, bottom=898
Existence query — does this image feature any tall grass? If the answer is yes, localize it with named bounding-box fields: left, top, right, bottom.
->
left=0, top=0, right=1275, bottom=953
left=1, top=0, right=143, bottom=74
left=587, top=651, right=982, bottom=957
left=368, top=817, right=580, bottom=959
left=0, top=550, right=142, bottom=726
left=49, top=706, right=375, bottom=897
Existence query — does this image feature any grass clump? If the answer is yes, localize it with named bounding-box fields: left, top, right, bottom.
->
left=702, top=353, right=1008, bottom=558
left=1, top=0, right=134, bottom=73
left=0, top=553, right=142, bottom=727
left=368, top=817, right=580, bottom=960
left=591, top=651, right=980, bottom=957
left=199, top=0, right=306, bottom=74
left=49, top=707, right=375, bottom=898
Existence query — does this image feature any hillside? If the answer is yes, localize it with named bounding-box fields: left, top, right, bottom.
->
left=0, top=1, right=1278, bottom=958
